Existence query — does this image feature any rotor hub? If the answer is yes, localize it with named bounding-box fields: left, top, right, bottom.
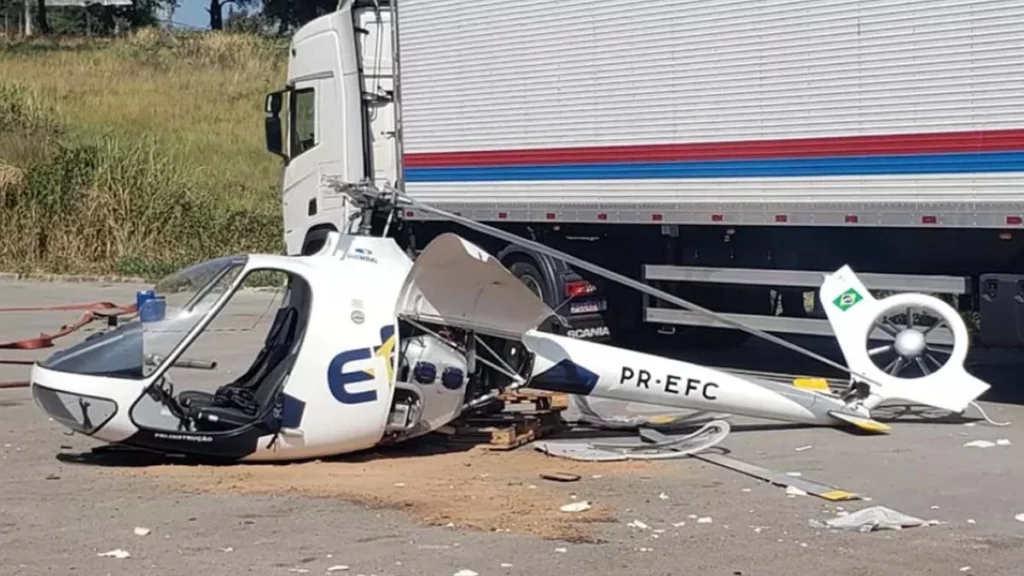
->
left=893, top=329, right=926, bottom=358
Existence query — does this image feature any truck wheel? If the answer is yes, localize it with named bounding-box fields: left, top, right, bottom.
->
left=492, top=258, right=556, bottom=388
left=507, top=260, right=550, bottom=304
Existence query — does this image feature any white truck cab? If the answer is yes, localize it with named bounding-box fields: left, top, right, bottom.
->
left=265, top=0, right=397, bottom=256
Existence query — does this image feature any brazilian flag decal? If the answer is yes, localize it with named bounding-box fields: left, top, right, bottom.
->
left=832, top=287, right=863, bottom=312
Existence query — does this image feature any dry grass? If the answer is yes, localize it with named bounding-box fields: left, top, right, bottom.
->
left=0, top=29, right=289, bottom=277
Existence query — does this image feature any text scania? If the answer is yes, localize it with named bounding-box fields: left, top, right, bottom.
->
left=567, top=326, right=610, bottom=339
left=619, top=366, right=719, bottom=400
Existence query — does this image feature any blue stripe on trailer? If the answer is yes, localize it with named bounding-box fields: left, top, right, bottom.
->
left=404, top=151, right=1024, bottom=182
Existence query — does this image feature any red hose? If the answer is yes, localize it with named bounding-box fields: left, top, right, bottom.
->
left=0, top=301, right=137, bottom=389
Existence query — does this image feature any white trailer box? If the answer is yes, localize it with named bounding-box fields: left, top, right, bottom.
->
left=265, top=0, right=1024, bottom=352
left=396, top=0, right=1024, bottom=228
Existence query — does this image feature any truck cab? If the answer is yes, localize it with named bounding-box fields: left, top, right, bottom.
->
left=263, top=0, right=613, bottom=343
left=264, top=0, right=397, bottom=256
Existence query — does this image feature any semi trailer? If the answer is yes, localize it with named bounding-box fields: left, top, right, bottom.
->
left=263, top=0, right=1024, bottom=353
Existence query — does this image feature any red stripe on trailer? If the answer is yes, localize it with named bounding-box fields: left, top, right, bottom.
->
left=404, top=129, right=1024, bottom=167
left=775, top=214, right=788, bottom=223
left=1007, top=215, right=1023, bottom=226
left=845, top=215, right=859, bottom=223
left=597, top=213, right=608, bottom=221
left=651, top=213, right=664, bottom=222
left=922, top=215, right=938, bottom=224
left=711, top=214, right=724, bottom=222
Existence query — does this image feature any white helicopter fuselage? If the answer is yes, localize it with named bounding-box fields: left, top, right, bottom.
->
left=30, top=235, right=414, bottom=462
left=28, top=230, right=991, bottom=461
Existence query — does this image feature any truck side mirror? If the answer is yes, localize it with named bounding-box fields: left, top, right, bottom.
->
left=265, top=90, right=285, bottom=158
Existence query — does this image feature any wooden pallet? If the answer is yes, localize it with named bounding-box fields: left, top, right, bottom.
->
left=499, top=390, right=570, bottom=411
left=450, top=409, right=564, bottom=450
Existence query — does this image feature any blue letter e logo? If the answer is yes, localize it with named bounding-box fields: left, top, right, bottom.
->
left=327, top=348, right=377, bottom=404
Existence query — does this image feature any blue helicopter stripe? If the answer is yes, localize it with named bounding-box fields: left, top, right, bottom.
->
left=527, top=358, right=600, bottom=396
left=281, top=394, right=306, bottom=428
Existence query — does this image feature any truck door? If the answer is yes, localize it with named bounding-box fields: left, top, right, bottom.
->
left=274, top=7, right=366, bottom=255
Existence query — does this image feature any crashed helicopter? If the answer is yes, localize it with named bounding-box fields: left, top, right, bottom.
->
left=28, top=190, right=992, bottom=462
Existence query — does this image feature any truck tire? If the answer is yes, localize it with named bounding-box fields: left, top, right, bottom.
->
left=490, top=258, right=559, bottom=387
left=507, top=259, right=551, bottom=306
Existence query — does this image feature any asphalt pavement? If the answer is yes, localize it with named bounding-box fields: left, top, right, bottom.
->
left=2, top=279, right=1023, bottom=576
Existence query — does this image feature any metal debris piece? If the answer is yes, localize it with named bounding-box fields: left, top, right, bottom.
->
left=97, top=549, right=131, bottom=559
left=685, top=448, right=860, bottom=502
left=327, top=566, right=350, bottom=572
left=560, top=501, right=592, bottom=513
left=532, top=420, right=730, bottom=461
left=453, top=570, right=479, bottom=576
left=540, top=472, right=581, bottom=482
left=963, top=440, right=996, bottom=448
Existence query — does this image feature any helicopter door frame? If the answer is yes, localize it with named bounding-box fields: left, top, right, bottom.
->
left=126, top=262, right=298, bottom=435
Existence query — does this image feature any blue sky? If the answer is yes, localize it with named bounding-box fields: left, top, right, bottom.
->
left=171, top=0, right=264, bottom=29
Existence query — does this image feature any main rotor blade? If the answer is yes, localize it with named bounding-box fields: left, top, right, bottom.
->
left=388, top=192, right=881, bottom=388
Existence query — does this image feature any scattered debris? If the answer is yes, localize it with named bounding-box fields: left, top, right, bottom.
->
left=658, top=492, right=669, bottom=500
left=288, top=569, right=310, bottom=574
left=741, top=488, right=751, bottom=493
left=559, top=501, right=592, bottom=513
left=453, top=570, right=479, bottom=576
left=97, top=549, right=131, bottom=559
left=500, top=563, right=514, bottom=568
left=786, top=472, right=802, bottom=477
left=1015, top=513, right=1024, bottom=523
left=963, top=440, right=996, bottom=448
left=133, top=527, right=151, bottom=536
left=967, top=519, right=976, bottom=525
left=692, top=450, right=859, bottom=501
left=960, top=567, right=971, bottom=572
left=628, top=520, right=651, bottom=530
left=996, top=439, right=1012, bottom=446
left=554, top=547, right=567, bottom=553
left=541, top=472, right=581, bottom=482
left=45, top=474, right=60, bottom=480
left=786, top=486, right=808, bottom=497
left=672, top=521, right=686, bottom=527
left=810, top=506, right=929, bottom=532
left=326, top=566, right=350, bottom=572
left=697, top=517, right=713, bottom=524
left=219, top=547, right=234, bottom=552
left=590, top=475, right=603, bottom=479
left=394, top=482, right=406, bottom=487
left=794, top=445, right=813, bottom=452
